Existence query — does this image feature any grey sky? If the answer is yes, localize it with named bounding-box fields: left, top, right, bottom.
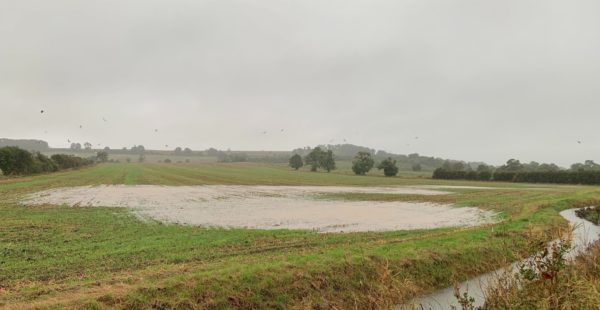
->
left=1, top=0, right=599, bottom=166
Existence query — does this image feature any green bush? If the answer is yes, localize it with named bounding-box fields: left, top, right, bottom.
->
left=31, top=152, right=58, bottom=173
left=50, top=154, right=94, bottom=170
left=0, top=147, right=87, bottom=176
left=289, top=154, right=303, bottom=170
left=377, top=157, right=398, bottom=177
left=0, top=146, right=34, bottom=175
left=352, top=152, right=374, bottom=175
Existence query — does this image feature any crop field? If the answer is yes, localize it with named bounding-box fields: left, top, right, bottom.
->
left=1, top=163, right=600, bottom=309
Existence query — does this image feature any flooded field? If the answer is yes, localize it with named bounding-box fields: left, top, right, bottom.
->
left=23, top=185, right=497, bottom=233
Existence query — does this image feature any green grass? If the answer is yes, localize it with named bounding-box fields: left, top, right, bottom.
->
left=1, top=163, right=599, bottom=308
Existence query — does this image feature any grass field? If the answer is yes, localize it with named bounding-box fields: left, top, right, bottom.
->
left=1, top=163, right=599, bottom=309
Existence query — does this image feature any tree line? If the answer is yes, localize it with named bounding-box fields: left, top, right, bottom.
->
left=289, top=148, right=400, bottom=176
left=292, top=144, right=449, bottom=171
left=433, top=159, right=600, bottom=185
left=0, top=146, right=99, bottom=176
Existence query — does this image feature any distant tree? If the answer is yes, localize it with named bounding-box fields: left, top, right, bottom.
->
left=352, top=152, right=374, bottom=175
left=585, top=160, right=600, bottom=170
left=411, top=163, right=422, bottom=172
left=525, top=161, right=540, bottom=171
left=378, top=157, right=399, bottom=177
left=183, top=147, right=192, bottom=155
left=217, top=152, right=248, bottom=163
left=303, top=148, right=336, bottom=172
left=293, top=144, right=375, bottom=160
left=440, top=160, right=470, bottom=172
left=164, top=158, right=172, bottom=163
left=83, top=142, right=92, bottom=150
left=131, top=145, right=145, bottom=154
left=289, top=154, right=304, bottom=170
left=138, top=145, right=146, bottom=153
left=441, top=160, right=453, bottom=171
left=476, top=164, right=492, bottom=173
left=70, top=143, right=82, bottom=151
left=103, top=146, right=110, bottom=151
left=571, top=160, right=600, bottom=172
left=96, top=151, right=109, bottom=162
left=174, top=147, right=182, bottom=155
left=537, top=163, right=560, bottom=172
left=320, top=150, right=336, bottom=172
left=453, top=161, right=468, bottom=171
left=205, top=148, right=219, bottom=156
left=572, top=163, right=585, bottom=171
left=497, top=159, right=524, bottom=172
left=304, top=147, right=324, bottom=171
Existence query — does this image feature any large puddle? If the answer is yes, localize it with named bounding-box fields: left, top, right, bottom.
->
left=23, top=185, right=497, bottom=233
left=403, top=208, right=600, bottom=309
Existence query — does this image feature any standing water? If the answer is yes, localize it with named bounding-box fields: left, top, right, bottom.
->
left=402, top=208, right=600, bottom=309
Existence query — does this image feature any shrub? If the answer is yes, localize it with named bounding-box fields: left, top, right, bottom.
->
left=0, top=147, right=93, bottom=176
left=31, top=152, right=58, bottom=173
left=0, top=147, right=34, bottom=175
left=377, top=157, right=399, bottom=177
left=304, top=147, right=324, bottom=172
left=320, top=150, right=336, bottom=172
left=303, top=147, right=336, bottom=172
left=289, top=154, right=303, bottom=170
left=352, top=152, right=374, bottom=175
left=96, top=151, right=109, bottom=162
left=50, top=154, right=93, bottom=170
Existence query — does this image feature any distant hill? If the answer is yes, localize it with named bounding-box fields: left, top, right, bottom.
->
left=0, top=138, right=49, bottom=151
left=292, top=144, right=473, bottom=172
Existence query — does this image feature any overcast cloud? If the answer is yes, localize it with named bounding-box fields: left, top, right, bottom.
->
left=1, top=0, right=599, bottom=166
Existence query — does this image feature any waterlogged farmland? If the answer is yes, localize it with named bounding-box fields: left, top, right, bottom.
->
left=23, top=185, right=496, bottom=232
left=1, top=163, right=599, bottom=308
